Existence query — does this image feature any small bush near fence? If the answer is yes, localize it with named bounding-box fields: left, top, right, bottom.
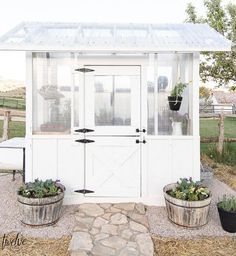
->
left=0, top=97, right=25, bottom=110
left=204, top=143, right=236, bottom=166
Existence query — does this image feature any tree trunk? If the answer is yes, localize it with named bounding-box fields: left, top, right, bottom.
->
left=2, top=111, right=11, bottom=141
left=217, top=113, right=224, bottom=154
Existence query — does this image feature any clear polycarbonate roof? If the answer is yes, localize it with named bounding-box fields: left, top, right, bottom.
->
left=0, top=22, right=231, bottom=52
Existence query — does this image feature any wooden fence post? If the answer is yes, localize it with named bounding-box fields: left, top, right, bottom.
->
left=217, top=112, right=224, bottom=154
left=2, top=110, right=11, bottom=141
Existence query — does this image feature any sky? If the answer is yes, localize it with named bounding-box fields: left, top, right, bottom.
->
left=0, top=0, right=234, bottom=81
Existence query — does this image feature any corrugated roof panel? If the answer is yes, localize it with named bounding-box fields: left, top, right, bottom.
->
left=0, top=22, right=231, bottom=52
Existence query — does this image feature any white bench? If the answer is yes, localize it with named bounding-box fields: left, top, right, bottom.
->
left=0, top=137, right=25, bottom=181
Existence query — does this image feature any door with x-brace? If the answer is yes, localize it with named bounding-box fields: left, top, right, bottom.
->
left=74, top=65, right=143, bottom=197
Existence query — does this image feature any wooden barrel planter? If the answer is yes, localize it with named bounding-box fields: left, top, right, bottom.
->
left=163, top=183, right=211, bottom=228
left=17, top=192, right=64, bottom=226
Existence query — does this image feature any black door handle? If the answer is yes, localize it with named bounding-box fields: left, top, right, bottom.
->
left=136, top=128, right=146, bottom=133
left=136, top=139, right=146, bottom=144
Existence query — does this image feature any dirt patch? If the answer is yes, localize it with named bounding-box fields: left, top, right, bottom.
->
left=0, top=234, right=70, bottom=256
left=201, top=154, right=236, bottom=191
left=153, top=236, right=236, bottom=256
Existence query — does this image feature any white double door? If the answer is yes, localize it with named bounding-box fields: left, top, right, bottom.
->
left=73, top=65, right=142, bottom=197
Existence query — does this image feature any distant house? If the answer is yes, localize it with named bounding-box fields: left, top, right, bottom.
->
left=211, top=91, right=236, bottom=114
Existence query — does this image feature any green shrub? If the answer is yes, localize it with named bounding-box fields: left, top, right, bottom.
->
left=167, top=178, right=210, bottom=201
left=18, top=179, right=64, bottom=198
left=206, top=143, right=236, bottom=166
left=218, top=195, right=236, bottom=212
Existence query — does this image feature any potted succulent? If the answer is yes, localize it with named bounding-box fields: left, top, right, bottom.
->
left=168, top=81, right=188, bottom=111
left=17, top=179, right=65, bottom=226
left=163, top=178, right=211, bottom=227
left=217, top=195, right=236, bottom=233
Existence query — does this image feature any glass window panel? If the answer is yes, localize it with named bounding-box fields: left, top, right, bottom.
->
left=94, top=75, right=131, bottom=126
left=114, top=76, right=131, bottom=125
left=116, top=28, right=147, bottom=37
left=83, top=28, right=112, bottom=37
left=32, top=52, right=72, bottom=134
left=147, top=53, right=193, bottom=136
left=73, top=74, right=80, bottom=127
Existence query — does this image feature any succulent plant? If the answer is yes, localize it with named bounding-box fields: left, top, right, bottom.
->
left=18, top=179, right=64, bottom=198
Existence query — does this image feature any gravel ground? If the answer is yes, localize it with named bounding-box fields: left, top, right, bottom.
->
left=0, top=173, right=77, bottom=238
left=2, top=172, right=236, bottom=240
left=147, top=178, right=236, bottom=238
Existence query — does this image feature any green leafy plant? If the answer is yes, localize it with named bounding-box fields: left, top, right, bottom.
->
left=218, top=195, right=236, bottom=212
left=206, top=143, right=236, bottom=166
left=170, top=82, right=188, bottom=98
left=18, top=179, right=64, bottom=198
left=167, top=178, right=210, bottom=201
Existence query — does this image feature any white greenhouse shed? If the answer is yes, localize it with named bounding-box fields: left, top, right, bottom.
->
left=0, top=22, right=231, bottom=205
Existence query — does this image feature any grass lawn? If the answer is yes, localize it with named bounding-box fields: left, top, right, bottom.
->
left=200, top=116, right=236, bottom=155
left=200, top=116, right=236, bottom=138
left=0, top=97, right=25, bottom=110
left=0, top=120, right=25, bottom=138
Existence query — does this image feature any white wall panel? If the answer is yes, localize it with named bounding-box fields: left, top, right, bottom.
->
left=146, top=137, right=199, bottom=202
left=172, top=139, right=194, bottom=181
left=57, top=139, right=84, bottom=193
left=146, top=139, right=171, bottom=196
left=32, top=139, right=57, bottom=180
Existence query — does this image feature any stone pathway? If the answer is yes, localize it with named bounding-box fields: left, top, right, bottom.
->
left=68, top=203, right=154, bottom=256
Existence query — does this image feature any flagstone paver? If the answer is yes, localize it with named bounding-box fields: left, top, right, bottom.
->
left=69, top=203, right=154, bottom=256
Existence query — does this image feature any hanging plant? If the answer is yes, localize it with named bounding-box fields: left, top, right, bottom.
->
left=168, top=81, right=188, bottom=111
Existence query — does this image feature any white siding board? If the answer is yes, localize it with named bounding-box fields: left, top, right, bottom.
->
left=32, top=139, right=57, bottom=180
left=57, top=139, right=84, bottom=194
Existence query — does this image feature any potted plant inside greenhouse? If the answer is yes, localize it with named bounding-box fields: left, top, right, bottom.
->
left=163, top=178, right=211, bottom=227
left=217, top=195, right=236, bottom=233
left=168, top=81, right=188, bottom=111
left=17, top=179, right=65, bottom=226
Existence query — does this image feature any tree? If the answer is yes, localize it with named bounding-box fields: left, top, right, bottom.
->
left=199, top=86, right=212, bottom=112
left=185, top=0, right=236, bottom=88
left=185, top=3, right=198, bottom=23
left=199, top=86, right=211, bottom=100
left=186, top=0, right=236, bottom=154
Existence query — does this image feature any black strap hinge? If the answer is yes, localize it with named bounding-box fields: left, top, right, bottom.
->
left=75, top=139, right=95, bottom=144
left=75, top=68, right=94, bottom=73
left=75, top=128, right=94, bottom=133
left=74, top=189, right=95, bottom=194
